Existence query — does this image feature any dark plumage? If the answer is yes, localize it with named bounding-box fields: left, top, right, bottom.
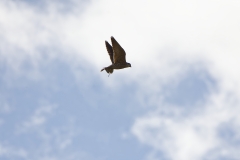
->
left=101, top=36, right=131, bottom=76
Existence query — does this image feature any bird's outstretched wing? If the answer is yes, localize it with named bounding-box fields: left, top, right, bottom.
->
left=105, top=41, right=114, bottom=64
left=111, top=36, right=126, bottom=64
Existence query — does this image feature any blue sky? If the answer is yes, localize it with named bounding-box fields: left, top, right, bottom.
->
left=0, top=58, right=149, bottom=160
left=1, top=0, right=240, bottom=160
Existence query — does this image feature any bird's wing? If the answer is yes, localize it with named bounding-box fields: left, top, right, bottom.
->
left=111, top=36, right=126, bottom=64
left=105, top=41, right=114, bottom=64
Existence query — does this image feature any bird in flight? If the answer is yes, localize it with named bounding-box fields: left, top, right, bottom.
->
left=101, top=36, right=131, bottom=76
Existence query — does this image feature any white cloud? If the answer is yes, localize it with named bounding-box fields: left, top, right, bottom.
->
left=1, top=0, right=240, bottom=159
left=17, top=103, right=57, bottom=133
left=131, top=90, right=240, bottom=160
left=0, top=102, right=12, bottom=113
left=1, top=0, right=239, bottom=90
left=1, top=0, right=240, bottom=67
left=0, top=144, right=28, bottom=158
left=13, top=103, right=89, bottom=160
left=0, top=101, right=12, bottom=126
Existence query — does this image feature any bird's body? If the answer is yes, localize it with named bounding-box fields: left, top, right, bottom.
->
left=101, top=36, right=131, bottom=76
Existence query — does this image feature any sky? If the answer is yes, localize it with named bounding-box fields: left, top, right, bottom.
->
left=0, top=0, right=240, bottom=160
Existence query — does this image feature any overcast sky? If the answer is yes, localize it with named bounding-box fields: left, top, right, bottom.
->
left=1, top=0, right=240, bottom=160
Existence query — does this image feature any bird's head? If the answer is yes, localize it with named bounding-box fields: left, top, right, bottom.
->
left=127, top=63, right=131, bottom=68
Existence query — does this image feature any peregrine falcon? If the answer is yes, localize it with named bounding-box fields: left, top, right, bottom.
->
left=101, top=36, right=131, bottom=76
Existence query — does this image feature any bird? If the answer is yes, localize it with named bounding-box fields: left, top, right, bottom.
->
left=101, top=36, right=131, bottom=76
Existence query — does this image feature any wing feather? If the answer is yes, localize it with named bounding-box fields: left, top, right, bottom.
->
left=111, top=36, right=126, bottom=64
left=105, top=41, right=114, bottom=64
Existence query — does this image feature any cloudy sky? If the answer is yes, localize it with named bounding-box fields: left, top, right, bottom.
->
left=0, top=0, right=240, bottom=160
